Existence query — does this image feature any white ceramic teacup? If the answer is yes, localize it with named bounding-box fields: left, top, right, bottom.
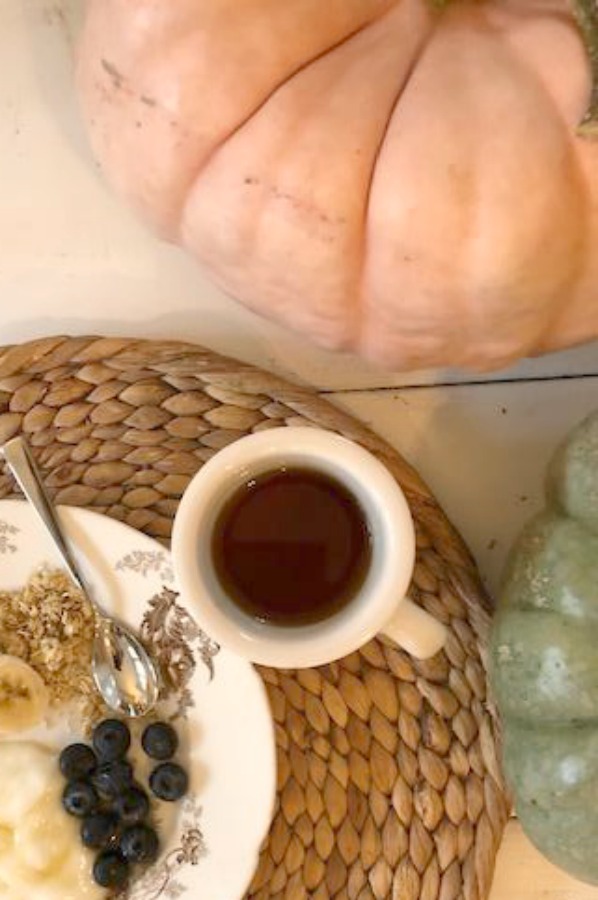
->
left=172, top=428, right=446, bottom=668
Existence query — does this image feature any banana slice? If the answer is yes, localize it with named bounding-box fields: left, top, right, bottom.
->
left=0, top=656, right=48, bottom=734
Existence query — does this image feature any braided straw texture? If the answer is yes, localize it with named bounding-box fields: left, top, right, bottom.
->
left=0, top=336, right=508, bottom=900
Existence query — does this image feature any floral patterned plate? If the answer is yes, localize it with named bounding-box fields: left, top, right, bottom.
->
left=0, top=499, right=277, bottom=900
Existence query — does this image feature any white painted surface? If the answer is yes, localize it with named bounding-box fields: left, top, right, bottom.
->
left=334, top=378, right=598, bottom=598
left=2, top=1, right=598, bottom=897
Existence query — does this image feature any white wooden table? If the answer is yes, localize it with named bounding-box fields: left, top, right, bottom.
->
left=2, top=3, right=598, bottom=897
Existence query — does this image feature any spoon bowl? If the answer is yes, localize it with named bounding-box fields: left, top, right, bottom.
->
left=93, top=619, right=160, bottom=717
left=1, top=436, right=160, bottom=718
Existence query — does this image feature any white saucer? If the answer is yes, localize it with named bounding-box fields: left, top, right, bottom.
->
left=0, top=499, right=276, bottom=900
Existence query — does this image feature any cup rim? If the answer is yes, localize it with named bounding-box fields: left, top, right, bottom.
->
left=172, top=427, right=415, bottom=667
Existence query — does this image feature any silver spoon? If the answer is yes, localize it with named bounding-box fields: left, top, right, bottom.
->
left=1, top=436, right=160, bottom=718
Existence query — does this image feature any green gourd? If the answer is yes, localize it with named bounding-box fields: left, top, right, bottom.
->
left=490, top=411, right=598, bottom=884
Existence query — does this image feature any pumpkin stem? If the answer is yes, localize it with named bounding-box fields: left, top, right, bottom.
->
left=572, top=0, right=598, bottom=136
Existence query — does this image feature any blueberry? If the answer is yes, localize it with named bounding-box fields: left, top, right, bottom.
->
left=114, top=786, right=150, bottom=825
left=81, top=813, right=120, bottom=850
left=142, top=722, right=179, bottom=761
left=59, top=743, right=97, bottom=781
left=93, top=760, right=134, bottom=800
left=92, top=719, right=131, bottom=762
left=119, top=824, right=160, bottom=864
left=150, top=763, right=188, bottom=802
left=93, top=850, right=129, bottom=889
left=62, top=780, right=99, bottom=818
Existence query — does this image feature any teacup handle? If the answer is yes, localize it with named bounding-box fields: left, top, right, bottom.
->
left=381, top=597, right=447, bottom=659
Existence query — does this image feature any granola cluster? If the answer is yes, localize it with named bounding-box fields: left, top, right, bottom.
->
left=0, top=569, right=108, bottom=728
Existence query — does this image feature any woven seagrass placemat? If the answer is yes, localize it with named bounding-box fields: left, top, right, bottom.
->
left=0, top=336, right=508, bottom=900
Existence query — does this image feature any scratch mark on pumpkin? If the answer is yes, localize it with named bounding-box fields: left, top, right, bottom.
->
left=243, top=176, right=345, bottom=238
left=100, top=60, right=157, bottom=113
left=271, top=186, right=346, bottom=227
left=101, top=58, right=125, bottom=90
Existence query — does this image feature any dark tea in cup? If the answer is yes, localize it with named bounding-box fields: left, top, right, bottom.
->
left=211, top=467, right=372, bottom=627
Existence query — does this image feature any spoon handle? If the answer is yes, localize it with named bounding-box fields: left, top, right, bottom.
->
left=2, top=436, right=87, bottom=595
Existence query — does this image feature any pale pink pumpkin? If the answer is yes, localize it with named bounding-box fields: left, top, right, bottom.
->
left=77, top=1, right=598, bottom=370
